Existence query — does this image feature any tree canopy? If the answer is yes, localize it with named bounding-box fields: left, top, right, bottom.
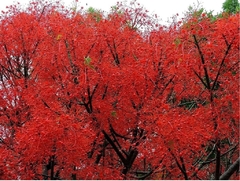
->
left=222, top=0, right=240, bottom=14
left=0, top=0, right=239, bottom=180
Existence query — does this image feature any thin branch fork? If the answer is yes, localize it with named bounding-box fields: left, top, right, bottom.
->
left=193, top=35, right=211, bottom=90
left=102, top=130, right=138, bottom=175
left=211, top=36, right=235, bottom=91
left=168, top=149, right=189, bottom=180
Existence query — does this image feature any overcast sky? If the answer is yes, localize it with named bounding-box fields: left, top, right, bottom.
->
left=0, top=0, right=225, bottom=24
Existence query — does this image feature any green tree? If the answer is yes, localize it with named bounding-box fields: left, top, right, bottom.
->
left=222, top=0, right=239, bottom=14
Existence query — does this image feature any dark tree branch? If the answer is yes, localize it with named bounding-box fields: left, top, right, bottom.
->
left=169, top=149, right=188, bottom=180
left=220, top=157, right=240, bottom=180
left=37, top=5, right=48, bottom=22
left=193, top=35, right=211, bottom=90
left=190, top=144, right=216, bottom=179
left=102, top=130, right=126, bottom=165
left=111, top=127, right=122, bottom=150
left=102, top=128, right=139, bottom=175
left=192, top=68, right=208, bottom=89
left=122, top=149, right=138, bottom=175
left=215, top=140, right=221, bottom=180
left=191, top=143, right=238, bottom=179
left=106, top=41, right=120, bottom=65
left=180, top=156, right=188, bottom=180
left=203, top=143, right=238, bottom=165
left=109, top=124, right=131, bottom=140
left=211, top=36, right=235, bottom=91
left=41, top=99, right=51, bottom=109
left=95, top=139, right=108, bottom=164
left=49, top=155, right=55, bottom=180
left=86, top=43, right=95, bottom=56
left=102, top=84, right=108, bottom=99
left=80, top=84, right=98, bottom=113
left=158, top=75, right=175, bottom=96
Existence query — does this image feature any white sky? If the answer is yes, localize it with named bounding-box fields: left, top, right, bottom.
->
left=0, top=0, right=225, bottom=24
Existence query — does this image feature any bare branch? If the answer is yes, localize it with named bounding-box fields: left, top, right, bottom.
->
left=220, top=157, right=240, bottom=180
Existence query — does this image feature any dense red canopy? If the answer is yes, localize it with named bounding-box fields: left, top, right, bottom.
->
left=0, top=1, right=239, bottom=179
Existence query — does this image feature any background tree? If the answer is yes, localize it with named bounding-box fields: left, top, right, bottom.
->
left=222, top=0, right=239, bottom=14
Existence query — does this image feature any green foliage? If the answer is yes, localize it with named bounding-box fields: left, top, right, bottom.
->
left=87, top=7, right=102, bottom=22
left=204, top=10, right=221, bottom=22
left=178, top=98, right=198, bottom=110
left=222, top=0, right=240, bottom=14
left=182, top=1, right=234, bottom=23
left=87, top=7, right=95, bottom=14
left=111, top=110, right=117, bottom=117
left=110, top=5, right=123, bottom=15
left=84, top=56, right=95, bottom=70
left=174, top=38, right=181, bottom=46
left=183, top=1, right=204, bottom=20
left=191, top=7, right=204, bottom=18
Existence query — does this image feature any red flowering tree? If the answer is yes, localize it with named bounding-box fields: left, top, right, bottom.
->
left=0, top=0, right=239, bottom=180
left=150, top=10, right=239, bottom=179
